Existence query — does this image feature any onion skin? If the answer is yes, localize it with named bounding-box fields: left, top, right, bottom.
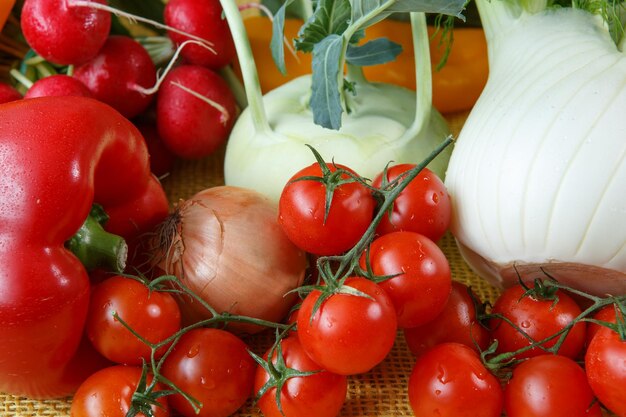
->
left=156, top=186, right=308, bottom=334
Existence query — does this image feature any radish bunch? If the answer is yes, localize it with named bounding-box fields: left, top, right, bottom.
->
left=12, top=0, right=239, bottom=172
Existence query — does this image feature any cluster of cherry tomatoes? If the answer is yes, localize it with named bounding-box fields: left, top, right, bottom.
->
left=273, top=155, right=626, bottom=417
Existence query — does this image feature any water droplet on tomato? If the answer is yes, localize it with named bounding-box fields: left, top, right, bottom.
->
left=520, top=320, right=531, bottom=329
left=187, top=344, right=200, bottom=358
left=200, top=376, right=216, bottom=389
left=437, top=365, right=449, bottom=384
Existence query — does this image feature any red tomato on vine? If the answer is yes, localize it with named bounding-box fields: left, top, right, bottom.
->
left=296, top=277, right=397, bottom=375
left=404, top=280, right=490, bottom=356
left=585, top=324, right=626, bottom=417
left=254, top=336, right=348, bottom=417
left=160, top=328, right=255, bottom=417
left=372, top=164, right=451, bottom=242
left=489, top=281, right=586, bottom=360
left=504, top=354, right=602, bottom=417
left=71, top=365, right=170, bottom=417
left=360, top=231, right=452, bottom=328
left=86, top=275, right=182, bottom=365
left=279, top=161, right=375, bottom=256
left=408, top=343, right=503, bottom=417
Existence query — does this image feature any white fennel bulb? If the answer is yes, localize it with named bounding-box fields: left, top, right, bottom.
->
left=225, top=74, right=450, bottom=202
left=216, top=0, right=465, bottom=202
left=445, top=0, right=626, bottom=295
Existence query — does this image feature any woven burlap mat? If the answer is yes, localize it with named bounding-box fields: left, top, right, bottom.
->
left=1, top=112, right=507, bottom=417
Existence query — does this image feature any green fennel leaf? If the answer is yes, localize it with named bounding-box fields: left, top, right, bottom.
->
left=295, top=0, right=352, bottom=52
left=351, top=0, right=466, bottom=27
left=310, top=34, right=344, bottom=130
left=346, top=38, right=403, bottom=66
left=388, top=0, right=467, bottom=19
left=271, top=0, right=296, bottom=75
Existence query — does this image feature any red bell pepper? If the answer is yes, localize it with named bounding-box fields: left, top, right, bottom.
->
left=0, top=96, right=169, bottom=398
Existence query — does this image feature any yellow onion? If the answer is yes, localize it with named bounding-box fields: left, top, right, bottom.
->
left=154, top=186, right=307, bottom=334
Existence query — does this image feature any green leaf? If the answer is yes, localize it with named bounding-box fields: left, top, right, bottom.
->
left=270, top=0, right=296, bottom=75
left=295, top=0, right=352, bottom=52
left=387, top=0, right=467, bottom=19
left=351, top=0, right=466, bottom=29
left=310, top=34, right=344, bottom=130
left=346, top=38, right=402, bottom=66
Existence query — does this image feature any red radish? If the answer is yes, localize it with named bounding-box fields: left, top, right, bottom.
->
left=156, top=65, right=236, bottom=159
left=74, top=35, right=157, bottom=119
left=164, top=0, right=236, bottom=70
left=20, top=0, right=111, bottom=65
left=0, top=82, right=21, bottom=103
left=24, top=74, right=92, bottom=99
left=135, top=121, right=177, bottom=177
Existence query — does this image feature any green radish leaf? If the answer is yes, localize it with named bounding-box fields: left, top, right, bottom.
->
left=346, top=38, right=402, bottom=66
left=310, top=34, right=344, bottom=130
left=295, top=0, right=352, bottom=52
left=270, top=0, right=296, bottom=75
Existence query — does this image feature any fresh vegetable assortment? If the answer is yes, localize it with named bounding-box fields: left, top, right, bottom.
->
left=0, top=0, right=625, bottom=417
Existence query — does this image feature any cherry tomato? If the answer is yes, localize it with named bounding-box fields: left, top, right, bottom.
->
left=360, top=231, right=451, bottom=328
left=71, top=365, right=170, bottom=417
left=279, top=163, right=375, bottom=256
left=585, top=303, right=618, bottom=347
left=489, top=283, right=586, bottom=360
left=86, top=275, right=182, bottom=365
left=161, top=328, right=256, bottom=417
left=504, top=354, right=602, bottom=417
left=297, top=277, right=397, bottom=375
left=255, top=336, right=348, bottom=417
left=372, top=165, right=451, bottom=242
left=408, top=343, right=503, bottom=417
left=585, top=325, right=626, bottom=417
left=404, top=280, right=490, bottom=356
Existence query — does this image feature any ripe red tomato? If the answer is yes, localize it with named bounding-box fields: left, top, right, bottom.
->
left=585, top=304, right=618, bottom=347
left=297, top=277, right=397, bottom=375
left=278, top=163, right=375, bottom=256
left=255, top=336, right=348, bottom=417
left=372, top=164, right=451, bottom=242
left=71, top=365, right=170, bottom=417
left=504, top=354, right=602, bottom=417
left=161, top=328, right=256, bottom=417
left=404, top=280, right=490, bottom=356
left=360, top=231, right=452, bottom=328
left=86, top=275, right=182, bottom=365
left=585, top=325, right=626, bottom=417
left=408, top=343, right=503, bottom=417
left=489, top=283, right=586, bottom=360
